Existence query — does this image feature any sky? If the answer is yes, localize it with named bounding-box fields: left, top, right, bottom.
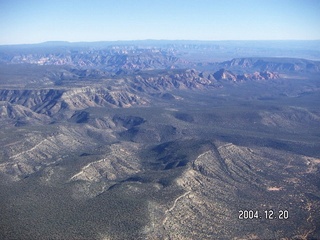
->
left=0, top=0, right=320, bottom=45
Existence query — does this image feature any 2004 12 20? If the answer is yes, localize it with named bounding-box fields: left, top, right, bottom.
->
left=238, top=209, right=289, bottom=220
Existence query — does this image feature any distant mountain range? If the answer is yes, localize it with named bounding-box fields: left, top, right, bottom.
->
left=0, top=48, right=183, bottom=70
left=220, top=57, right=320, bottom=72
left=0, top=41, right=319, bottom=125
left=1, top=41, right=319, bottom=74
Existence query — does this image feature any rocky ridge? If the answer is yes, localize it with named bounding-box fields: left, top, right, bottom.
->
left=155, top=141, right=320, bottom=239
left=213, top=68, right=279, bottom=81
left=221, top=57, right=320, bottom=72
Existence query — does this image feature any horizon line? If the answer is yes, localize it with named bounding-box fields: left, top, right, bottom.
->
left=1, top=39, right=320, bottom=46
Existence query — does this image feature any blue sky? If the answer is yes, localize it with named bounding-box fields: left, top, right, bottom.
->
left=0, top=0, right=319, bottom=44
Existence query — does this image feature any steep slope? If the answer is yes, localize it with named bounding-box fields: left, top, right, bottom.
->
left=0, top=101, right=51, bottom=126
left=213, top=68, right=237, bottom=81
left=69, top=142, right=142, bottom=199
left=0, top=87, right=148, bottom=116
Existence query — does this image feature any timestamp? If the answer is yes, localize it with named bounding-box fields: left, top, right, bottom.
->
left=238, top=209, right=289, bottom=220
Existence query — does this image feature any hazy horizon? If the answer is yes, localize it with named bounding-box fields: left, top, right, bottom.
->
left=1, top=39, right=320, bottom=47
left=1, top=0, right=320, bottom=45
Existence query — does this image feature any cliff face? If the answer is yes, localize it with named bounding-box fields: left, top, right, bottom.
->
left=213, top=69, right=279, bottom=81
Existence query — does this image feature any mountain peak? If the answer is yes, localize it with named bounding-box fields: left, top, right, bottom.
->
left=213, top=68, right=237, bottom=81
